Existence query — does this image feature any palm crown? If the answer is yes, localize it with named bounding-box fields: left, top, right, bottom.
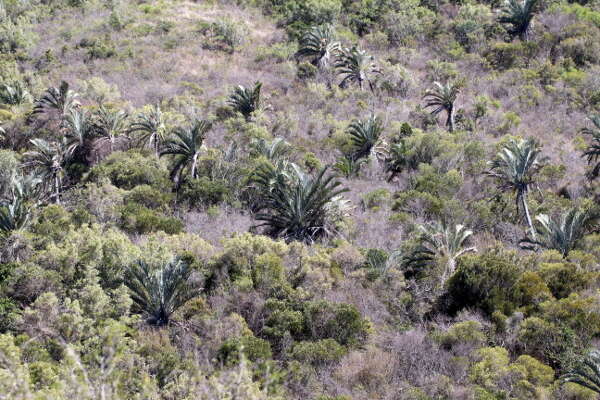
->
left=23, top=138, right=71, bottom=203
left=160, top=119, right=211, bottom=184
left=128, top=105, right=167, bottom=156
left=423, top=81, right=460, bottom=132
left=126, top=258, right=199, bottom=326
left=346, top=114, right=385, bottom=161
left=31, top=81, right=80, bottom=120
left=296, top=24, right=341, bottom=68
left=93, top=105, right=128, bottom=153
left=561, top=349, right=600, bottom=394
left=334, top=46, right=379, bottom=91
left=499, top=0, right=539, bottom=41
left=582, top=114, right=600, bottom=180
left=227, top=82, right=262, bottom=121
left=487, top=137, right=543, bottom=239
left=520, top=207, right=597, bottom=257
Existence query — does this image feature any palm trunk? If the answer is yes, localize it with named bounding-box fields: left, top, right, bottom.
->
left=446, top=105, right=455, bottom=132
left=191, top=153, right=199, bottom=179
left=521, top=191, right=536, bottom=240
left=54, top=175, right=60, bottom=204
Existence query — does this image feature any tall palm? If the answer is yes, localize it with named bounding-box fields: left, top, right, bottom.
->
left=30, top=81, right=80, bottom=120
left=128, top=105, right=167, bottom=156
left=93, top=105, right=128, bottom=153
left=334, top=46, right=380, bottom=91
left=520, top=208, right=597, bottom=257
left=499, top=0, right=539, bottom=41
left=160, top=120, right=211, bottom=185
left=405, top=222, right=477, bottom=284
left=227, top=82, right=262, bottom=121
left=423, top=81, right=460, bottom=132
left=296, top=24, right=341, bottom=68
left=23, top=138, right=70, bottom=204
left=561, top=349, right=600, bottom=394
left=486, top=137, right=543, bottom=239
left=126, top=258, right=199, bottom=326
left=253, top=164, right=348, bottom=243
left=63, top=109, right=95, bottom=162
left=384, top=140, right=410, bottom=182
left=346, top=114, right=384, bottom=161
left=581, top=114, right=600, bottom=180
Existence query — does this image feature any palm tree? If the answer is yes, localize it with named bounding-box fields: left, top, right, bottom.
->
left=334, top=153, right=366, bottom=178
left=499, top=0, right=539, bottom=41
left=126, top=258, right=199, bottom=326
left=23, top=138, right=71, bottom=203
left=63, top=109, right=95, bottom=162
left=520, top=208, right=597, bottom=257
left=0, top=81, right=31, bottom=105
left=581, top=114, right=600, bottom=180
left=253, top=164, right=348, bottom=242
left=128, top=105, right=167, bottom=156
left=227, top=82, right=262, bottom=121
left=346, top=114, right=384, bottom=161
left=405, top=222, right=477, bottom=284
left=561, top=349, right=600, bottom=394
left=423, top=81, right=460, bottom=132
left=160, top=120, right=211, bottom=185
left=334, top=46, right=380, bottom=91
left=93, top=105, right=128, bottom=153
left=486, top=137, right=543, bottom=239
left=296, top=24, right=341, bottom=68
left=250, top=137, right=291, bottom=164
left=0, top=195, right=31, bottom=236
left=384, top=140, right=410, bottom=182
left=30, top=81, right=80, bottom=120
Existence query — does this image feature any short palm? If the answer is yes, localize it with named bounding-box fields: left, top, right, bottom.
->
left=31, top=81, right=80, bottom=120
left=335, top=46, right=379, bottom=91
left=253, top=164, right=348, bottom=243
left=93, top=105, right=128, bottom=152
left=296, top=25, right=341, bottom=68
left=520, top=208, right=596, bottom=257
left=562, top=349, right=600, bottom=394
left=0, top=81, right=31, bottom=105
left=0, top=195, right=31, bottom=236
left=250, top=137, right=291, bottom=164
left=128, top=105, right=167, bottom=156
left=63, top=109, right=95, bottom=161
left=160, top=120, right=211, bottom=184
left=582, top=114, right=600, bottom=180
left=227, top=82, right=262, bottom=121
left=486, top=137, right=543, bottom=239
left=384, top=140, right=410, bottom=181
left=126, top=258, right=199, bottom=326
left=23, top=138, right=70, bottom=203
left=499, top=0, right=539, bottom=41
left=346, top=114, right=384, bottom=161
left=405, top=222, right=477, bottom=283
left=423, top=81, right=460, bottom=132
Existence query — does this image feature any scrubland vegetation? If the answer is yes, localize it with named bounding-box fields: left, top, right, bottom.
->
left=3, top=0, right=600, bottom=398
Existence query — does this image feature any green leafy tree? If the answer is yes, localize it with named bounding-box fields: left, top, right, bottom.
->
left=296, top=24, right=340, bottom=68
left=23, top=138, right=71, bottom=203
left=486, top=137, right=544, bottom=239
left=253, top=163, right=348, bottom=242
left=227, top=82, right=262, bottom=121
left=334, top=46, right=379, bottom=91
left=405, top=222, right=477, bottom=284
left=128, top=105, right=167, bottom=156
left=30, top=80, right=80, bottom=120
left=581, top=114, right=600, bottom=180
left=423, top=81, right=460, bottom=132
left=160, top=120, right=211, bottom=185
left=346, top=114, right=384, bottom=161
left=126, top=258, right=199, bottom=326
left=562, top=349, right=600, bottom=394
left=520, top=208, right=597, bottom=257
left=93, top=105, right=128, bottom=153
left=499, top=0, right=539, bottom=41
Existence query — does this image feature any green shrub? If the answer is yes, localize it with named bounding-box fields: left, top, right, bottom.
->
left=120, top=203, right=183, bottom=234
left=290, top=339, right=346, bottom=365
left=297, top=62, right=317, bottom=80
left=303, top=300, right=370, bottom=347
left=218, top=335, right=273, bottom=365
left=433, top=320, right=486, bottom=350
left=124, top=185, right=174, bottom=211
left=179, top=177, right=230, bottom=207
left=86, top=150, right=169, bottom=190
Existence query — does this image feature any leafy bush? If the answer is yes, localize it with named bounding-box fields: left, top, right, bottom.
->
left=290, top=339, right=346, bottom=365
left=303, top=300, right=370, bottom=347
left=120, top=203, right=183, bottom=234
left=179, top=177, right=230, bottom=208
left=218, top=335, right=273, bottom=365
